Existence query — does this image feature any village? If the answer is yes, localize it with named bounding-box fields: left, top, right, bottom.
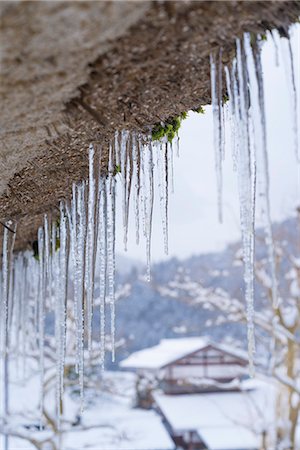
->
left=117, top=336, right=284, bottom=450
left=2, top=334, right=291, bottom=450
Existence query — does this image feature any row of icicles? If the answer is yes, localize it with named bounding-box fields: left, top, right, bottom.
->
left=0, top=132, right=175, bottom=421
left=0, top=29, right=298, bottom=423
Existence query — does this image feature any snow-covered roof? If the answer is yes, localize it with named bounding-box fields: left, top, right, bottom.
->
left=120, top=337, right=209, bottom=370
left=120, top=337, right=248, bottom=370
left=198, top=426, right=259, bottom=450
left=154, top=380, right=276, bottom=437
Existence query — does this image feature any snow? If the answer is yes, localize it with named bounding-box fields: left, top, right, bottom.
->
left=1, top=362, right=174, bottom=450
left=198, top=425, right=259, bottom=450
left=120, top=337, right=208, bottom=370
left=154, top=378, right=276, bottom=434
left=64, top=405, right=175, bottom=450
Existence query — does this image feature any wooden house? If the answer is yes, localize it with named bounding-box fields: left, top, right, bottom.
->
left=120, top=337, right=249, bottom=394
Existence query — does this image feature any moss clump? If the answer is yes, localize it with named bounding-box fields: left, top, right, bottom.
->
left=152, top=112, right=187, bottom=143
left=223, top=94, right=229, bottom=104
left=151, top=107, right=206, bottom=143
left=192, top=106, right=205, bottom=114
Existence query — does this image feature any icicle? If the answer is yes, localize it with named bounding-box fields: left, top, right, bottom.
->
left=224, top=64, right=238, bottom=171
left=21, top=255, right=29, bottom=377
left=174, top=134, right=180, bottom=158
left=145, top=140, right=154, bottom=281
left=37, top=227, right=45, bottom=420
left=44, top=215, right=50, bottom=282
left=280, top=31, right=299, bottom=162
left=12, top=255, right=22, bottom=373
left=235, top=38, right=256, bottom=376
left=98, top=177, right=107, bottom=369
left=1, top=228, right=9, bottom=356
left=163, top=143, right=169, bottom=255
left=133, top=133, right=141, bottom=245
left=120, top=130, right=133, bottom=251
left=169, top=141, right=175, bottom=194
left=107, top=144, right=116, bottom=361
left=86, top=143, right=96, bottom=353
left=244, top=33, right=278, bottom=307
left=140, top=139, right=154, bottom=280
left=59, top=203, right=68, bottom=396
left=270, top=30, right=280, bottom=67
left=210, top=50, right=224, bottom=223
left=156, top=141, right=169, bottom=256
left=76, top=182, right=86, bottom=411
left=68, top=184, right=80, bottom=372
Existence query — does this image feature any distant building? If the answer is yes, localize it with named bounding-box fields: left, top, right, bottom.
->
left=120, top=337, right=249, bottom=394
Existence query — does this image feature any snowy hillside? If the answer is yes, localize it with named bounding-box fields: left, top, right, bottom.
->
left=111, top=217, right=298, bottom=367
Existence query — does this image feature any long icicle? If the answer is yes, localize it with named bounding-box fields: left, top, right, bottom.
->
left=235, top=37, right=256, bottom=376
left=77, top=182, right=86, bottom=412
left=59, top=203, right=68, bottom=400
left=98, top=177, right=107, bottom=369
left=244, top=33, right=278, bottom=307
left=86, top=144, right=96, bottom=353
left=107, top=144, right=116, bottom=362
left=280, top=31, right=299, bottom=162
left=37, top=227, right=45, bottom=422
left=210, top=50, right=224, bottom=223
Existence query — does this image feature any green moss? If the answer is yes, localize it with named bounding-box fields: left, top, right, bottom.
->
left=192, top=106, right=205, bottom=114
left=152, top=114, right=183, bottom=143
left=261, top=33, right=267, bottom=41
left=151, top=106, right=207, bottom=143
left=180, top=111, right=188, bottom=120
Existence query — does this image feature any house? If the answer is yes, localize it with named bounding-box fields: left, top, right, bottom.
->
left=120, top=337, right=249, bottom=394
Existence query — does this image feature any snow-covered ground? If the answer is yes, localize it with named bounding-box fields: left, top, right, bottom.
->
left=0, top=358, right=174, bottom=450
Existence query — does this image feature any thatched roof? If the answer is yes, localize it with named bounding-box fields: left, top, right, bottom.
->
left=1, top=0, right=299, bottom=250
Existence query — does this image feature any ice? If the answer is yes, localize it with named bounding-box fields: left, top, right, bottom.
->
left=244, top=34, right=278, bottom=307
left=107, top=144, right=117, bottom=362
left=98, top=176, right=107, bottom=369
left=37, top=227, right=45, bottom=419
left=133, top=133, right=141, bottom=246
left=142, top=139, right=154, bottom=281
left=1, top=227, right=9, bottom=355
left=156, top=141, right=169, bottom=257
left=222, top=38, right=257, bottom=375
left=59, top=203, right=68, bottom=396
left=76, top=182, right=86, bottom=411
left=210, top=51, right=224, bottom=223
left=280, top=32, right=299, bottom=162
left=270, top=30, right=280, bottom=67
left=86, top=144, right=96, bottom=353
left=120, top=130, right=131, bottom=252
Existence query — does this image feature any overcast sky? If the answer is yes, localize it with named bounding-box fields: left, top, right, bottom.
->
left=116, top=25, right=300, bottom=263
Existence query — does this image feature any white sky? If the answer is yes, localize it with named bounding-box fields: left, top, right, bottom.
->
left=116, top=26, right=300, bottom=263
